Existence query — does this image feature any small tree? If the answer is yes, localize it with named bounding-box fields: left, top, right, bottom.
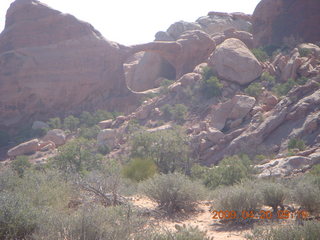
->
left=288, top=137, right=306, bottom=151
left=245, top=82, right=263, bottom=98
left=47, top=117, right=61, bottom=129
left=258, top=181, right=287, bottom=212
left=130, top=128, right=191, bottom=174
left=53, top=138, right=102, bottom=177
left=251, top=48, right=269, bottom=62
left=63, top=115, right=80, bottom=132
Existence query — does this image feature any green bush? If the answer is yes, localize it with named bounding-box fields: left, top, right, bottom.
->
left=122, top=158, right=157, bottom=182
left=251, top=48, right=269, bottom=62
left=272, top=78, right=296, bottom=96
left=0, top=130, right=10, bottom=147
left=246, top=221, right=320, bottom=240
left=244, top=82, right=263, bottom=98
left=97, top=143, right=110, bottom=155
left=214, top=183, right=261, bottom=223
left=47, top=117, right=62, bottom=129
left=296, top=76, right=308, bottom=85
left=261, top=72, right=276, bottom=86
left=79, top=125, right=100, bottom=139
left=160, top=79, right=174, bottom=94
left=258, top=181, right=287, bottom=212
left=294, top=176, right=320, bottom=214
left=299, top=48, right=312, bottom=57
left=131, top=128, right=191, bottom=174
left=288, top=137, right=306, bottom=151
left=53, top=138, right=103, bottom=177
left=0, top=192, right=39, bottom=240
left=63, top=115, right=80, bottom=131
left=141, top=173, right=205, bottom=214
left=202, top=76, right=223, bottom=99
left=34, top=205, right=146, bottom=240
left=11, top=156, right=31, bottom=177
left=203, top=155, right=253, bottom=190
left=160, top=104, right=188, bottom=123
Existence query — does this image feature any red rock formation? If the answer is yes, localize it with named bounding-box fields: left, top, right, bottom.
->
left=0, top=0, right=138, bottom=131
left=252, top=0, right=320, bottom=47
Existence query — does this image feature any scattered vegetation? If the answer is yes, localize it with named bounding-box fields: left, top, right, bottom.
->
left=11, top=156, right=31, bottom=177
left=122, top=157, right=157, bottom=182
left=201, top=67, right=223, bottom=98
left=141, top=173, right=205, bottom=214
left=214, top=183, right=261, bottom=223
left=288, top=137, right=306, bottom=151
left=152, top=225, right=213, bottom=240
left=251, top=48, right=269, bottom=62
left=261, top=72, right=276, bottom=86
left=52, top=138, right=103, bottom=177
left=193, top=155, right=254, bottom=190
left=130, top=128, right=191, bottom=174
left=161, top=104, right=188, bottom=123
left=246, top=221, right=320, bottom=240
left=244, top=82, right=263, bottom=98
left=258, top=181, right=287, bottom=212
left=299, top=47, right=312, bottom=57
left=272, top=78, right=296, bottom=96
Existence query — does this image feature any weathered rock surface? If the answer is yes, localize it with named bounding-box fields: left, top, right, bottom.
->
left=208, top=38, right=262, bottom=85
left=43, top=129, right=66, bottom=146
left=252, top=0, right=320, bottom=47
left=126, top=12, right=252, bottom=92
left=256, top=156, right=313, bottom=178
left=97, top=129, right=117, bottom=149
left=7, top=139, right=39, bottom=157
left=210, top=94, right=256, bottom=130
left=0, top=0, right=138, bottom=131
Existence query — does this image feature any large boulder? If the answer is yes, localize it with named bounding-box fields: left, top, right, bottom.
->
left=7, top=139, right=39, bottom=157
left=252, top=0, right=320, bottom=47
left=210, top=94, right=256, bottom=130
left=0, top=0, right=138, bottom=130
left=209, top=38, right=262, bottom=85
left=126, top=12, right=252, bottom=92
left=43, top=129, right=66, bottom=146
left=97, top=129, right=117, bottom=149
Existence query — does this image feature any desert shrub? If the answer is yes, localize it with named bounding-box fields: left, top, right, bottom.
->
left=0, top=169, right=72, bottom=239
left=79, top=110, right=114, bottom=128
left=0, top=191, right=39, bottom=240
left=254, top=154, right=268, bottom=163
left=122, top=158, right=157, bottom=182
left=33, top=205, right=146, bottom=240
left=97, top=143, right=110, bottom=155
left=203, top=155, right=253, bottom=190
left=202, top=76, right=223, bottom=99
left=244, top=82, right=263, bottom=98
left=11, top=155, right=31, bottom=177
left=79, top=125, right=100, bottom=139
left=214, top=183, right=261, bottom=223
left=130, top=128, right=191, bottom=174
left=309, top=164, right=320, bottom=176
left=160, top=104, right=188, bottom=123
left=294, top=176, right=320, bottom=214
left=53, top=138, right=103, bottom=177
left=151, top=225, right=212, bottom=240
left=261, top=72, right=276, bottom=86
left=288, top=137, right=306, bottom=151
left=0, top=130, right=10, bottom=147
left=298, top=47, right=312, bottom=57
left=272, top=78, right=296, bottom=96
left=141, top=173, right=205, bottom=214
left=251, top=48, right=269, bottom=62
left=258, top=181, right=287, bottom=212
left=79, top=160, right=128, bottom=206
left=63, top=115, right=80, bottom=131
left=246, top=221, right=320, bottom=240
left=47, top=117, right=62, bottom=129
left=296, top=76, right=308, bottom=85
left=160, top=79, right=174, bottom=94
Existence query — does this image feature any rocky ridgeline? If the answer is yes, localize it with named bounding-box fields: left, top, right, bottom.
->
left=2, top=0, right=320, bottom=177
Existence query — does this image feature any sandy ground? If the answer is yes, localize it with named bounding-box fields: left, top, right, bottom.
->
left=132, top=195, right=250, bottom=239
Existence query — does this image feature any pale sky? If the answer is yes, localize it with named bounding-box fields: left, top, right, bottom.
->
left=0, top=0, right=260, bottom=45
